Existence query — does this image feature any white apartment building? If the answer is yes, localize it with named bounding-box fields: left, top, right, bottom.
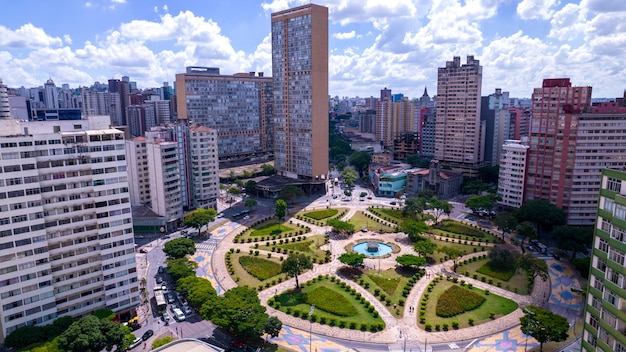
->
left=0, top=116, right=139, bottom=340
left=125, top=137, right=150, bottom=207
left=189, top=126, right=219, bottom=209
left=497, top=139, right=529, bottom=208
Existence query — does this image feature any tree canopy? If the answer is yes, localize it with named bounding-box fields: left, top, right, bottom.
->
left=275, top=199, right=287, bottom=221
left=338, top=252, right=366, bottom=267
left=487, top=247, right=517, bottom=272
left=465, top=194, right=498, bottom=212
left=396, top=254, right=426, bottom=267
left=177, top=276, right=217, bottom=309
left=341, top=166, right=358, bottom=187
left=405, top=154, right=432, bottom=168
left=57, top=315, right=129, bottom=352
left=244, top=180, right=257, bottom=194
left=260, top=164, right=275, bottom=176
left=414, top=239, right=437, bottom=257
left=403, top=197, right=427, bottom=219
left=516, top=253, right=549, bottom=282
left=264, top=316, right=283, bottom=338
left=348, top=151, right=372, bottom=177
left=201, top=286, right=269, bottom=339
left=515, top=221, right=538, bottom=252
left=166, top=258, right=198, bottom=284
left=515, top=200, right=566, bottom=233
left=429, top=198, right=452, bottom=223
left=520, top=305, right=569, bottom=352
left=401, top=219, right=429, bottom=241
left=494, top=212, right=518, bottom=237
left=281, top=253, right=313, bottom=289
left=552, top=225, right=594, bottom=260
left=327, top=218, right=355, bottom=235
left=183, top=208, right=216, bottom=234
left=163, top=238, right=196, bottom=259
left=245, top=199, right=258, bottom=208
left=279, top=185, right=305, bottom=203
left=437, top=246, right=463, bottom=272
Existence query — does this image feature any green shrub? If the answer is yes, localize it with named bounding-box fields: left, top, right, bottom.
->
left=436, top=285, right=486, bottom=317
left=305, top=286, right=358, bottom=317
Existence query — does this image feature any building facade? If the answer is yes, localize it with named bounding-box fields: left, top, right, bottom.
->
left=434, top=56, right=485, bottom=177
left=0, top=79, right=10, bottom=120
left=0, top=116, right=139, bottom=340
left=582, top=168, right=626, bottom=352
left=188, top=125, right=220, bottom=210
left=497, top=139, right=529, bottom=208
left=175, top=70, right=273, bottom=163
left=271, top=4, right=329, bottom=180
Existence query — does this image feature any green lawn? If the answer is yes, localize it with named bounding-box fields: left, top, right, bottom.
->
left=429, top=238, right=488, bottom=263
left=270, top=275, right=386, bottom=331
left=349, top=211, right=397, bottom=233
left=457, top=257, right=530, bottom=295
left=354, top=267, right=421, bottom=317
left=303, top=209, right=338, bottom=220
left=419, top=279, right=518, bottom=329
left=250, top=223, right=297, bottom=237
left=239, top=256, right=282, bottom=280
left=228, top=252, right=288, bottom=288
left=476, top=262, right=515, bottom=281
left=258, top=234, right=328, bottom=261
left=431, top=220, right=500, bottom=243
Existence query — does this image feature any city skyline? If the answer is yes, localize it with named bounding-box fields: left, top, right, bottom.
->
left=1, top=0, right=625, bottom=99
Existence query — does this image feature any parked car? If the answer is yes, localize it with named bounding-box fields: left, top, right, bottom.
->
left=390, top=201, right=397, bottom=205
left=161, top=285, right=169, bottom=294
left=155, top=276, right=163, bottom=284
left=230, top=340, right=245, bottom=349
left=182, top=304, right=193, bottom=315
left=157, top=266, right=165, bottom=274
left=141, top=330, right=154, bottom=341
left=172, top=307, right=186, bottom=321
left=162, top=312, right=171, bottom=322
left=128, top=337, right=142, bottom=350
left=167, top=293, right=176, bottom=303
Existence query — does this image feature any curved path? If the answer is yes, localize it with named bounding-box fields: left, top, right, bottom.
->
left=191, top=206, right=555, bottom=351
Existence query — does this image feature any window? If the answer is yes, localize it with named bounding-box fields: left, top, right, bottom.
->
left=611, top=227, right=626, bottom=242
left=609, top=247, right=625, bottom=265
left=607, top=177, right=622, bottom=193
left=616, top=204, right=626, bottom=221
left=598, top=238, right=609, bottom=253
left=604, top=198, right=615, bottom=213
left=595, top=258, right=607, bottom=273
left=603, top=288, right=618, bottom=307
left=601, top=309, right=618, bottom=328
left=588, top=314, right=599, bottom=329
left=593, top=275, right=604, bottom=292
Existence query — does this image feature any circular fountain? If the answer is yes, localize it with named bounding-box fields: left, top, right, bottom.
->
left=352, top=241, right=393, bottom=257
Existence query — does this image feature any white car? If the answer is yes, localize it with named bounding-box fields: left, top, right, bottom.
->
left=172, top=307, right=186, bottom=321
left=182, top=304, right=193, bottom=315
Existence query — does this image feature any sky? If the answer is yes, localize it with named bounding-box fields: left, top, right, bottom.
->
left=0, top=0, right=625, bottom=99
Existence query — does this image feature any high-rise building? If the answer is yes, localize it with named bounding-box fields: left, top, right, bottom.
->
left=188, top=125, right=220, bottom=210
left=376, top=95, right=416, bottom=148
left=497, top=139, right=529, bottom=208
left=481, top=88, right=510, bottom=166
left=271, top=4, right=329, bottom=180
left=581, top=168, right=626, bottom=352
left=43, top=79, right=58, bottom=109
left=434, top=56, right=485, bottom=177
left=419, top=107, right=436, bottom=157
left=0, top=78, right=9, bottom=119
left=0, top=116, right=139, bottom=340
left=108, top=79, right=130, bottom=126
left=524, top=78, right=592, bottom=218
left=175, top=69, right=273, bottom=163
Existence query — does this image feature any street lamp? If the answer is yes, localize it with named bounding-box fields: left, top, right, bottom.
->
left=308, top=305, right=315, bottom=352
left=523, top=307, right=536, bottom=352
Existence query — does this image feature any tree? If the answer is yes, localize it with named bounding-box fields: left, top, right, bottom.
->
left=494, top=212, right=518, bottom=238
left=461, top=179, right=491, bottom=195
left=177, top=276, right=217, bottom=310
left=487, top=247, right=517, bottom=272
left=163, top=238, right=196, bottom=259
left=403, top=197, right=427, bottom=219
left=520, top=305, right=569, bottom=352
left=515, top=200, right=566, bottom=234
left=515, top=221, right=537, bottom=253
left=516, top=253, right=549, bottom=282
left=327, top=218, right=355, bottom=235
left=437, top=246, right=463, bottom=272
left=275, top=199, right=287, bottom=221
left=465, top=194, right=497, bottom=212
left=414, top=239, right=437, bottom=257
left=349, top=151, right=372, bottom=177
left=152, top=336, right=176, bottom=349
left=166, top=258, right=198, bottom=284
left=245, top=199, right=258, bottom=208
left=341, top=166, right=358, bottom=187
left=260, top=164, right=275, bottom=176
left=279, top=185, right=305, bottom=204
left=338, top=252, right=366, bottom=268
left=183, top=208, right=216, bottom=235
left=228, top=186, right=241, bottom=196
left=245, top=180, right=257, bottom=194
left=396, top=254, right=426, bottom=268
left=201, top=286, right=269, bottom=338
left=552, top=225, right=594, bottom=260
left=359, top=192, right=367, bottom=198
left=281, top=253, right=313, bottom=289
left=405, top=154, right=431, bottom=168
left=401, top=219, right=429, bottom=241
left=429, top=198, right=452, bottom=223
left=264, top=316, right=283, bottom=338
left=57, top=315, right=128, bottom=352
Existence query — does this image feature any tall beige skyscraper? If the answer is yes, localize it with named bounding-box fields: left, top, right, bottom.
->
left=434, top=56, right=485, bottom=177
left=271, top=4, right=329, bottom=180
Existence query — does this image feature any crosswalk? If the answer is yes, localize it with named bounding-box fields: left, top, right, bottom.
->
left=196, top=239, right=219, bottom=251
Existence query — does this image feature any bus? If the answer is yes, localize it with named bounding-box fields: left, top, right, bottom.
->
left=154, top=286, right=167, bottom=310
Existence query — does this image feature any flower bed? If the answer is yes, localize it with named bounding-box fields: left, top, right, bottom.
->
left=436, top=285, right=485, bottom=317
left=306, top=286, right=358, bottom=316
left=238, top=256, right=282, bottom=280
left=303, top=209, right=338, bottom=220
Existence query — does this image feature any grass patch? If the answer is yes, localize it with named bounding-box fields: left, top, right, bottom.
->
left=250, top=223, right=296, bottom=237
left=420, top=280, right=518, bottom=329
left=239, top=256, right=282, bottom=281
left=273, top=276, right=385, bottom=330
left=435, top=220, right=490, bottom=237
left=366, top=273, right=401, bottom=296
left=306, top=286, right=358, bottom=316
left=436, top=285, right=485, bottom=317
left=273, top=240, right=315, bottom=252
left=349, top=211, right=396, bottom=233
left=228, top=252, right=288, bottom=287
left=458, top=257, right=530, bottom=294
left=476, top=263, right=515, bottom=281
left=429, top=238, right=485, bottom=263
left=303, top=209, right=338, bottom=220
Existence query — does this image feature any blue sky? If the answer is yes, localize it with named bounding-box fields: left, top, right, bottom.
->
left=1, top=0, right=625, bottom=99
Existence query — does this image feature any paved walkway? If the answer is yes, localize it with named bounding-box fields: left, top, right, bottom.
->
left=187, top=207, right=577, bottom=352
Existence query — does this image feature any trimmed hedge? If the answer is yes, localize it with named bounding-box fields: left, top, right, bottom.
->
left=436, top=285, right=485, bottom=317
left=305, top=286, right=359, bottom=317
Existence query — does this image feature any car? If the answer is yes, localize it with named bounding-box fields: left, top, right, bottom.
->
left=243, top=215, right=250, bottom=220
left=217, top=213, right=224, bottom=218
left=161, top=285, right=169, bottom=294
left=162, top=312, right=171, bottom=322
left=157, top=266, right=165, bottom=274
left=172, top=307, right=186, bottom=321
left=182, top=304, right=193, bottom=315
left=139, top=248, right=149, bottom=253
left=161, top=234, right=169, bottom=240
left=167, top=293, right=176, bottom=303
left=230, top=340, right=245, bottom=349
left=390, top=201, right=397, bottom=205
left=367, top=196, right=372, bottom=199
left=141, top=330, right=154, bottom=341
left=128, top=337, right=142, bottom=350
left=155, top=276, right=163, bottom=284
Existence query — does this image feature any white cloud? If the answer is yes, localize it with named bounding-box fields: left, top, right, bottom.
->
left=63, top=34, right=73, bottom=45
left=517, top=0, right=558, bottom=20
left=84, top=2, right=92, bottom=8
left=0, top=24, right=63, bottom=49
left=111, top=0, right=126, bottom=3
left=549, top=3, right=587, bottom=41
left=581, top=0, right=626, bottom=13
left=334, top=31, right=356, bottom=40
